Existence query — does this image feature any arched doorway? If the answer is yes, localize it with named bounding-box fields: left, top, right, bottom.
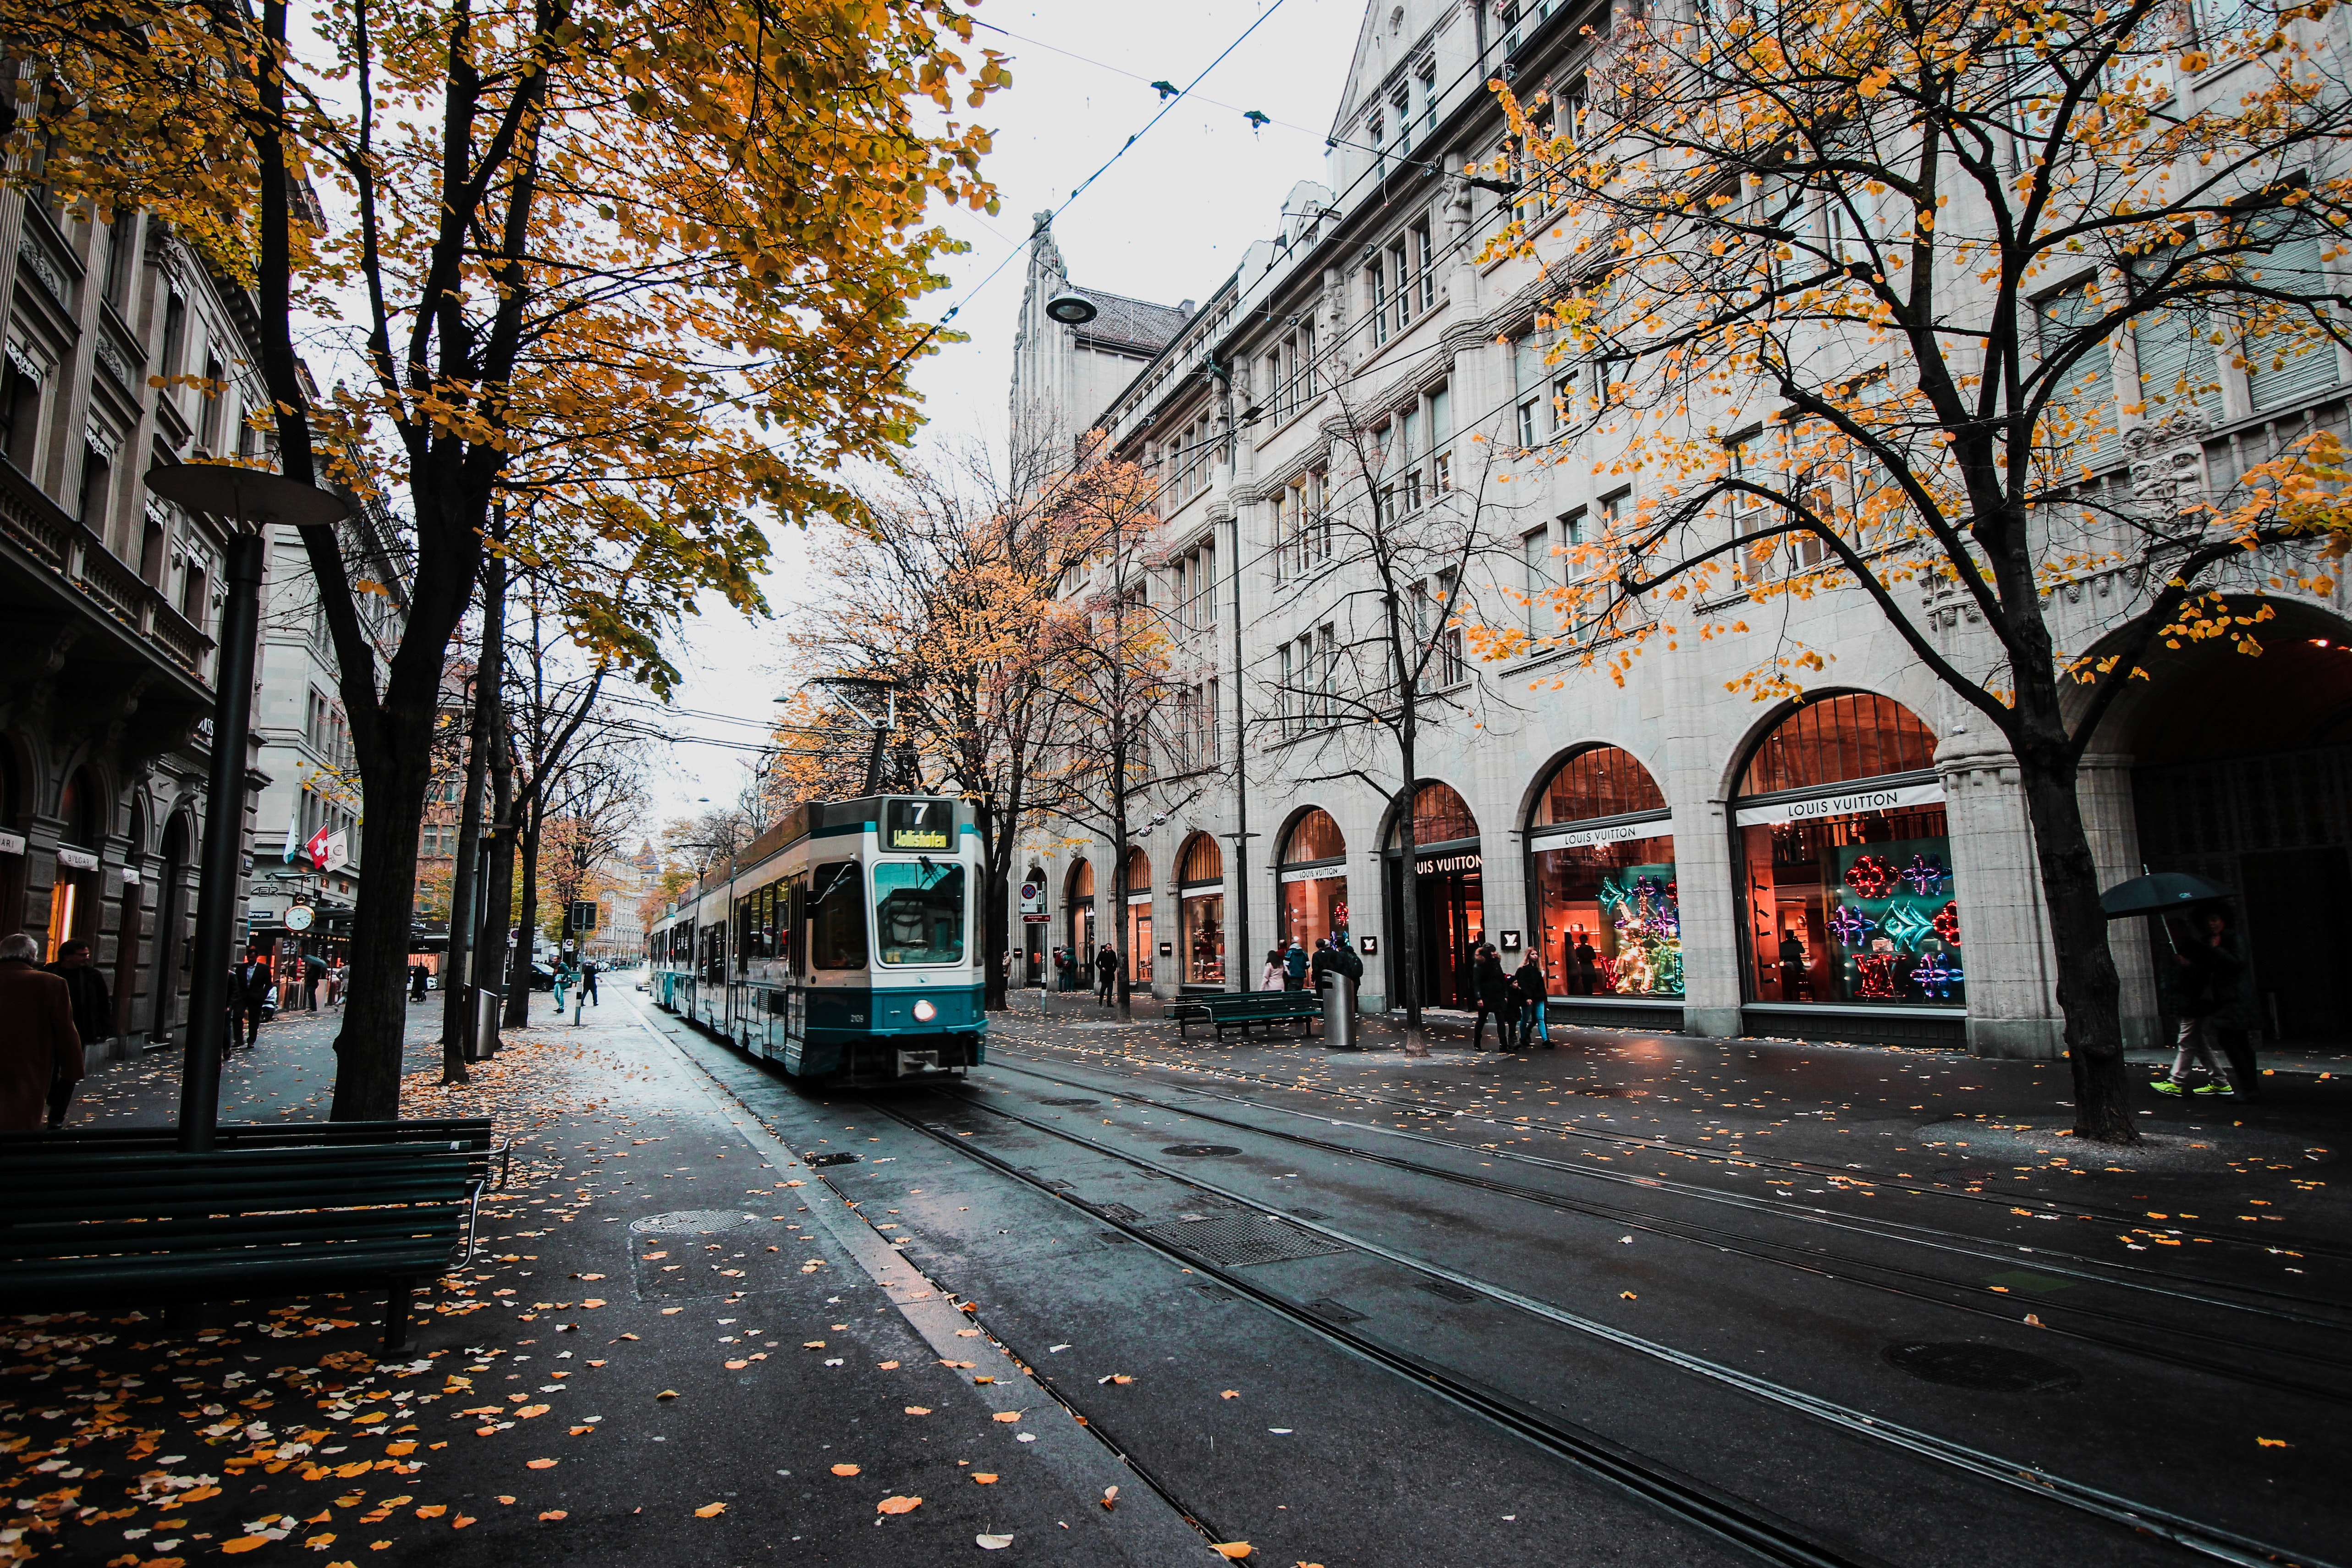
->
left=1124, top=846, right=1154, bottom=984
left=1022, top=863, right=1047, bottom=987
left=150, top=810, right=194, bottom=1040
left=1731, top=693, right=1958, bottom=1025
left=1176, top=834, right=1225, bottom=987
left=1526, top=746, right=1681, bottom=1010
left=1065, top=859, right=1095, bottom=977
left=1383, top=781, right=1482, bottom=1010
left=113, top=793, right=148, bottom=1042
left=2116, top=612, right=2352, bottom=1044
left=1276, top=808, right=1348, bottom=958
left=49, top=766, right=103, bottom=962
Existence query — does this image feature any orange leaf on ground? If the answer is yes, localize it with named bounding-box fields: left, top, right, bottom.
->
left=971, top=1474, right=998, bottom=1485
left=2257, top=1438, right=2290, bottom=1448
left=693, top=1503, right=727, bottom=1518
left=582, top=1299, right=605, bottom=1309
left=568, top=1425, right=593, bottom=1436
left=181, top=1486, right=223, bottom=1502
left=877, top=1360, right=900, bottom=1370
left=876, top=1496, right=922, bottom=1515
left=904, top=1406, right=931, bottom=1416
left=415, top=1506, right=446, bottom=1519
left=656, top=1390, right=679, bottom=1400
left=660, top=1308, right=683, bottom=1315
left=1211, top=1545, right=1252, bottom=1560
left=495, top=1497, right=517, bottom=1506
left=452, top=1517, right=475, bottom=1529
left=724, top=1360, right=748, bottom=1370
left=977, top=1534, right=1013, bottom=1550
left=384, top=1444, right=415, bottom=1457
left=539, top=1511, right=567, bottom=1521
left=526, top=1459, right=558, bottom=1470
left=991, top=1412, right=1021, bottom=1424
left=517, top=1406, right=549, bottom=1419
left=830, top=1464, right=862, bottom=1477
left=1220, top=1390, right=1240, bottom=1400
left=220, top=1539, right=269, bottom=1555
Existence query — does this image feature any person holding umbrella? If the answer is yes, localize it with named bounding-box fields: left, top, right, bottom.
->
left=2155, top=903, right=2245, bottom=1099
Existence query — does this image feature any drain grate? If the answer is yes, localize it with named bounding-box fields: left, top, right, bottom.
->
left=1415, top=1277, right=1479, bottom=1303
left=1161, top=1144, right=1242, bottom=1157
left=1306, top=1298, right=1367, bottom=1325
left=1095, top=1202, right=1145, bottom=1223
left=1141, top=1213, right=1351, bottom=1267
left=630, top=1210, right=753, bottom=1235
left=1885, top=1341, right=2081, bottom=1393
left=1039, top=1098, right=1100, bottom=1107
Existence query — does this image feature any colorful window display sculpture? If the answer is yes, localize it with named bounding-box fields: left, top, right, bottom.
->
left=1828, top=842, right=1962, bottom=1003
left=1595, top=871, right=1683, bottom=997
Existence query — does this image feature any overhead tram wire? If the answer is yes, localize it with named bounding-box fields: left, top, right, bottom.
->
left=873, top=0, right=1305, bottom=387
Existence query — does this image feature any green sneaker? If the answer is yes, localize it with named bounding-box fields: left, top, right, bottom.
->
left=2150, top=1078, right=2185, bottom=1096
left=2190, top=1081, right=2236, bottom=1098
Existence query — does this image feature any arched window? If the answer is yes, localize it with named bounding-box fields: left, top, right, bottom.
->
left=1124, top=845, right=1153, bottom=894
left=1065, top=858, right=1095, bottom=963
left=1387, top=781, right=1477, bottom=847
left=1176, top=833, right=1225, bottom=985
left=1526, top=747, right=1679, bottom=999
left=1123, top=846, right=1154, bottom=985
left=1278, top=808, right=1345, bottom=865
left=1069, top=858, right=1094, bottom=899
left=1278, top=809, right=1349, bottom=953
left=1732, top=694, right=1959, bottom=1012
left=1737, top=692, right=1936, bottom=796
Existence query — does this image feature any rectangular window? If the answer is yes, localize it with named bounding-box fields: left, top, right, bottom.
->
left=1269, top=487, right=1288, bottom=582
left=1389, top=238, right=1412, bottom=337
left=1740, top=803, right=1959, bottom=1008
left=1415, top=222, right=1436, bottom=312
left=1418, top=61, right=1438, bottom=142
left=1369, top=256, right=1390, bottom=347
left=1435, top=568, right=1465, bottom=684
left=201, top=355, right=226, bottom=451
left=1523, top=527, right=1551, bottom=631
left=1280, top=640, right=1297, bottom=735
left=1561, top=508, right=1589, bottom=578
left=808, top=861, right=869, bottom=969
left=1317, top=624, right=1337, bottom=722
left=873, top=858, right=966, bottom=966
left=1369, top=114, right=1385, bottom=181
left=2039, top=281, right=2119, bottom=471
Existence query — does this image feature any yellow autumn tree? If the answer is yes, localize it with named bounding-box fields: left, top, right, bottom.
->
left=5, top=0, right=1006, bottom=1116
left=1462, top=0, right=2351, bottom=1140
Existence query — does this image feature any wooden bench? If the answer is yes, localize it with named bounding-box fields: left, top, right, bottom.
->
left=0, top=1117, right=509, bottom=1194
left=1172, top=990, right=1322, bottom=1040
left=0, top=1139, right=486, bottom=1352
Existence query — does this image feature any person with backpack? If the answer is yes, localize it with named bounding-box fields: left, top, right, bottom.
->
left=1282, top=939, right=1308, bottom=991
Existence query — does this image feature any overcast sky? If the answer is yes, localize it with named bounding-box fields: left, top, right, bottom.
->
left=642, top=0, right=1363, bottom=830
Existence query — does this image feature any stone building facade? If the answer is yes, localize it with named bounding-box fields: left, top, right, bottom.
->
left=1010, top=0, right=2352, bottom=1058
left=0, top=188, right=271, bottom=1058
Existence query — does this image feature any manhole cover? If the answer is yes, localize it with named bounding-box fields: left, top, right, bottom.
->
left=630, top=1210, right=754, bottom=1236
left=803, top=1152, right=859, bottom=1167
left=1161, top=1144, right=1242, bottom=1157
left=1415, top=1277, right=1478, bottom=1303
left=1040, top=1098, right=1100, bottom=1107
left=1306, top=1298, right=1367, bottom=1325
left=1141, top=1214, right=1350, bottom=1267
left=1884, top=1341, right=2080, bottom=1393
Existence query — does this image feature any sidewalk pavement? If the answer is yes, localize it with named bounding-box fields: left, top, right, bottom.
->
left=5, top=992, right=1220, bottom=1566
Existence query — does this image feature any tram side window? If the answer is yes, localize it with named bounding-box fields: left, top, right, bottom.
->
left=782, top=875, right=804, bottom=977
left=873, top=859, right=967, bottom=965
left=809, top=862, right=868, bottom=970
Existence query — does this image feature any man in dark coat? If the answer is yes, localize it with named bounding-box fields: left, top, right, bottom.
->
left=408, top=962, right=429, bottom=1002
left=1094, top=943, right=1119, bottom=1005
left=4, top=932, right=83, bottom=1129
left=1472, top=945, right=1511, bottom=1050
left=581, top=960, right=601, bottom=1006
left=49, top=939, right=114, bottom=1060
left=231, top=949, right=273, bottom=1048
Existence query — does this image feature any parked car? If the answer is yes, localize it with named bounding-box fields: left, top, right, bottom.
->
left=529, top=961, right=556, bottom=992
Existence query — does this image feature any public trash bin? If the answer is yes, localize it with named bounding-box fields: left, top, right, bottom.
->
left=1322, top=972, right=1356, bottom=1050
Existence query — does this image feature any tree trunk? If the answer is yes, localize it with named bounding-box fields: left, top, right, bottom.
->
left=2014, top=746, right=2140, bottom=1143
left=329, top=702, right=438, bottom=1119
left=1111, top=812, right=1132, bottom=1024
left=978, top=801, right=1010, bottom=1011
left=440, top=556, right=505, bottom=1076
left=1395, top=721, right=1426, bottom=1057
left=480, top=704, right=516, bottom=1056
left=506, top=815, right=543, bottom=1029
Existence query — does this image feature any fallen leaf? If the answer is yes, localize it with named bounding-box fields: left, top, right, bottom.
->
left=693, top=1503, right=727, bottom=1518
left=724, top=1361, right=749, bottom=1370
left=182, top=1486, right=224, bottom=1502
left=1211, top=1544, right=1252, bottom=1560
left=876, top=1496, right=922, bottom=1515
left=661, top=1307, right=683, bottom=1315
left=971, top=1474, right=998, bottom=1485
left=973, top=1375, right=995, bottom=1385
left=221, top=1539, right=270, bottom=1555
left=2257, top=1437, right=2289, bottom=1448
left=527, top=1459, right=558, bottom=1470
left=539, top=1511, right=567, bottom=1521
left=1620, top=1292, right=1638, bottom=1300
left=904, top=1406, right=932, bottom=1416
left=517, top=1405, right=549, bottom=1419
left=585, top=1360, right=607, bottom=1368
left=1220, top=1390, right=1240, bottom=1400
left=783, top=1180, right=805, bottom=1187
left=568, top=1425, right=594, bottom=1436
left=977, top=1534, right=1014, bottom=1550
left=830, top=1464, right=862, bottom=1477
left=415, top=1506, right=446, bottom=1519
left=803, top=1342, right=827, bottom=1349
left=1101, top=1485, right=1119, bottom=1510
left=580, top=1273, right=605, bottom=1281
left=453, top=1518, right=475, bottom=1529
left=991, top=1411, right=1022, bottom=1424
left=656, top=1390, right=679, bottom=1400
left=1112, top=1375, right=1134, bottom=1385
left=955, top=1329, right=980, bottom=1338
left=384, top=1443, right=415, bottom=1457
left=2023, top=1314, right=2044, bottom=1328
left=878, top=1360, right=901, bottom=1370
left=581, top=1299, right=604, bottom=1309
left=495, top=1497, right=516, bottom=1506
left=617, top=1334, right=640, bottom=1342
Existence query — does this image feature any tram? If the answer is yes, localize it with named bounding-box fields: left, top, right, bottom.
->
left=644, top=794, right=984, bottom=1082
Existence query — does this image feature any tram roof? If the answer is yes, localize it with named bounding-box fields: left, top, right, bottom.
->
left=675, top=793, right=973, bottom=904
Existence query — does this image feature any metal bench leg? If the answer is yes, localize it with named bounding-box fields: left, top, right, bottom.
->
left=383, top=1280, right=412, bottom=1353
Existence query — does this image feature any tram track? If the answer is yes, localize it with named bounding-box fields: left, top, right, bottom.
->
left=981, top=1055, right=2352, bottom=1365
left=875, top=1079, right=2341, bottom=1568
left=1000, top=1037, right=2349, bottom=1265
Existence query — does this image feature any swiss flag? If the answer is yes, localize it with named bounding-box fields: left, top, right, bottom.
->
left=304, top=823, right=332, bottom=868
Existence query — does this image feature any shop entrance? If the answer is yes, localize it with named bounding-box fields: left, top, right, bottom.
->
left=1381, top=781, right=1484, bottom=1012
left=2122, top=624, right=2352, bottom=1045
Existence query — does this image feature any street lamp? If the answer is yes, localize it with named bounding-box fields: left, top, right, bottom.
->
left=144, top=463, right=348, bottom=1152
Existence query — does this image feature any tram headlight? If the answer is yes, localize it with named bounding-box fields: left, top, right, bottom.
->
left=912, top=998, right=937, bottom=1023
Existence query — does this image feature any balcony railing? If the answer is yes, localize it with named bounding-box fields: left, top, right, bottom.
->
left=0, top=458, right=217, bottom=684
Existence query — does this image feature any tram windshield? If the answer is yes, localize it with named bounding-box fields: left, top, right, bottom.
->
left=873, top=858, right=967, bottom=966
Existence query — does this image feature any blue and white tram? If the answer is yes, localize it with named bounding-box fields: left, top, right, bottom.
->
left=645, top=794, right=985, bottom=1082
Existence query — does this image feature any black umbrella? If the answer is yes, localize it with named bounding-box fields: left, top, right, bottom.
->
left=2099, top=871, right=2235, bottom=919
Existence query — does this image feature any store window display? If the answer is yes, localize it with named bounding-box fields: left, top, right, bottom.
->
left=1733, top=693, right=1962, bottom=1007
left=1526, top=746, right=1681, bottom=997
left=1125, top=846, right=1154, bottom=983
left=1177, top=832, right=1226, bottom=985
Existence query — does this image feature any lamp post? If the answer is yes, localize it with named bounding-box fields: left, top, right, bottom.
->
left=144, top=464, right=348, bottom=1152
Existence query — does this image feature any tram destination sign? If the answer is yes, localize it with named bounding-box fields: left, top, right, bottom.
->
left=885, top=799, right=952, bottom=851
left=1734, top=781, right=1944, bottom=829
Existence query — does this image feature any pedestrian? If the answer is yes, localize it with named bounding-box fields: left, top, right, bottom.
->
left=1574, top=933, right=1602, bottom=997
left=1514, top=952, right=1552, bottom=1049
left=1282, top=939, right=1308, bottom=992
left=329, top=960, right=347, bottom=1006
left=408, top=962, right=429, bottom=1002
left=48, top=938, right=114, bottom=1064
left=1094, top=943, right=1118, bottom=1005
left=554, top=955, right=577, bottom=1015
left=303, top=951, right=327, bottom=1011
left=2155, top=904, right=2243, bottom=1099
left=231, top=948, right=272, bottom=1048
left=0, top=932, right=82, bottom=1131
left=2213, top=915, right=2262, bottom=1096
left=1259, top=946, right=1286, bottom=991
left=1472, top=944, right=1511, bottom=1050
left=582, top=959, right=601, bottom=1007
left=1775, top=930, right=1807, bottom=1001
